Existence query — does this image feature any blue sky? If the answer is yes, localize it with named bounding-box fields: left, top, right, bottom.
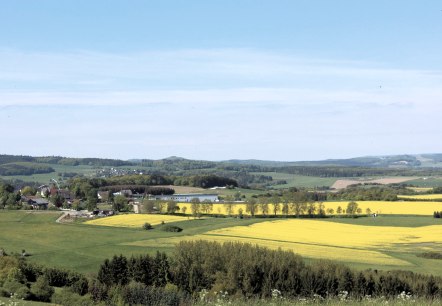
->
left=1, top=1, right=441, bottom=161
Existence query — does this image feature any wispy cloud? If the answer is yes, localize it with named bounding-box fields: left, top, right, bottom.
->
left=0, top=48, right=440, bottom=113
left=1, top=48, right=441, bottom=160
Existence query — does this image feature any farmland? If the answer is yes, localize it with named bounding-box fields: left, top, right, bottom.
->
left=123, top=217, right=442, bottom=274
left=171, top=200, right=442, bottom=216
left=2, top=209, right=441, bottom=276
left=398, top=194, right=442, bottom=200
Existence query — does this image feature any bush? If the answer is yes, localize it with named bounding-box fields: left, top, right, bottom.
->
left=160, top=225, right=183, bottom=232
left=14, top=286, right=31, bottom=300
left=51, top=288, right=95, bottom=306
left=122, top=281, right=188, bottom=306
left=0, top=287, right=9, bottom=297
left=142, top=223, right=153, bottom=230
left=31, top=276, right=54, bottom=302
left=417, top=251, right=442, bottom=260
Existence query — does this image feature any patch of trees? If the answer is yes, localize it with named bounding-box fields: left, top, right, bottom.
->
left=160, top=225, right=183, bottom=232
left=105, top=174, right=174, bottom=186
left=417, top=252, right=442, bottom=260
left=0, top=183, right=21, bottom=209
left=140, top=157, right=217, bottom=171
left=0, top=163, right=55, bottom=176
left=99, top=185, right=175, bottom=195
left=0, top=255, right=88, bottom=303
left=173, top=174, right=238, bottom=188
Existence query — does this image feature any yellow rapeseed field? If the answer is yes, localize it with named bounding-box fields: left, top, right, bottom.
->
left=322, top=201, right=442, bottom=215
left=124, top=218, right=442, bottom=266
left=84, top=214, right=189, bottom=228
left=398, top=194, right=442, bottom=200
left=174, top=201, right=442, bottom=216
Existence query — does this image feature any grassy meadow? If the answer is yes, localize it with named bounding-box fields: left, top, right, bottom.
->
left=256, top=172, right=339, bottom=189
left=0, top=211, right=266, bottom=273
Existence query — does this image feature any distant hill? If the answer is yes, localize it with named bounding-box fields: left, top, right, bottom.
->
left=226, top=154, right=440, bottom=168
left=2, top=153, right=442, bottom=169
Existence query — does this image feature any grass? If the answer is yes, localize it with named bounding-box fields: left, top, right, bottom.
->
left=84, top=214, right=190, bottom=227
left=0, top=164, right=96, bottom=186
left=0, top=211, right=265, bottom=273
left=255, top=172, right=338, bottom=189
left=0, top=297, right=52, bottom=305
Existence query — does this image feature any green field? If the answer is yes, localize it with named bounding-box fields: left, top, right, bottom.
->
left=406, top=177, right=442, bottom=187
left=0, top=164, right=96, bottom=186
left=256, top=172, right=338, bottom=189
left=0, top=211, right=266, bottom=273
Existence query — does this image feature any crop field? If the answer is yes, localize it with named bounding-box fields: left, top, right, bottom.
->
left=398, top=194, right=442, bottom=200
left=124, top=218, right=442, bottom=274
left=84, top=214, right=190, bottom=228
left=2, top=210, right=442, bottom=276
left=174, top=200, right=442, bottom=216
left=406, top=187, right=433, bottom=193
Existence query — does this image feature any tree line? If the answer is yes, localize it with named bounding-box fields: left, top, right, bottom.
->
left=0, top=163, right=54, bottom=176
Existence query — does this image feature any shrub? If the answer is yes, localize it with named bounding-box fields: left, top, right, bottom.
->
left=14, top=286, right=31, bottom=300
left=51, top=288, right=95, bottom=306
left=142, top=223, right=153, bottom=230
left=0, top=287, right=9, bottom=297
left=31, top=275, right=54, bottom=302
left=160, top=225, right=183, bottom=232
left=417, top=251, right=442, bottom=260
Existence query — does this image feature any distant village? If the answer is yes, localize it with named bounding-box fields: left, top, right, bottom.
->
left=20, top=184, right=220, bottom=216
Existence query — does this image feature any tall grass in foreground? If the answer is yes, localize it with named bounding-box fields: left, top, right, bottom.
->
left=194, top=289, right=441, bottom=305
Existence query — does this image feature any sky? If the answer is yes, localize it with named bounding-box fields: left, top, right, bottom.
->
left=0, top=0, right=441, bottom=161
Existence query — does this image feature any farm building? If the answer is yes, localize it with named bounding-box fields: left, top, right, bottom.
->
left=21, top=196, right=49, bottom=210
left=151, top=193, right=219, bottom=202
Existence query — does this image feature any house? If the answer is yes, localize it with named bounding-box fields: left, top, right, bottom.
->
left=50, top=188, right=72, bottom=200
left=97, top=191, right=110, bottom=201
left=151, top=193, right=219, bottom=202
left=38, top=185, right=51, bottom=198
left=21, top=196, right=49, bottom=210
